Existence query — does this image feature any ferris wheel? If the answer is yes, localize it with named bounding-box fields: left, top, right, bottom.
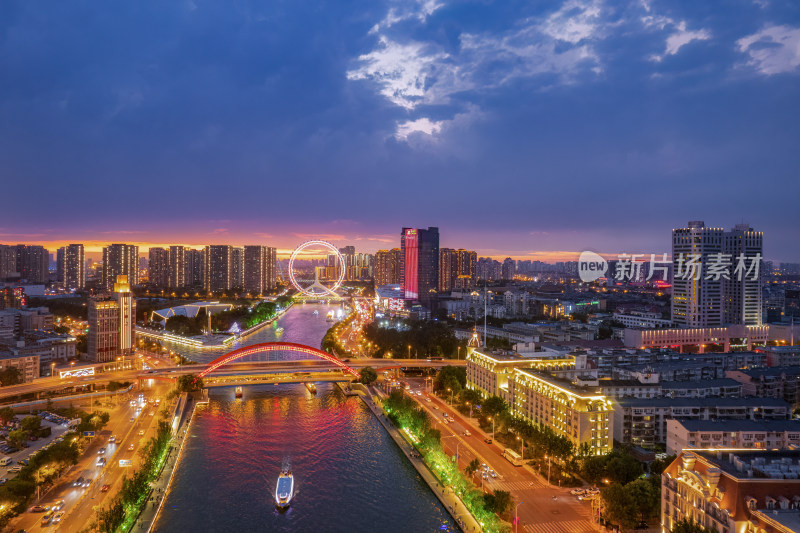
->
left=288, top=240, right=346, bottom=297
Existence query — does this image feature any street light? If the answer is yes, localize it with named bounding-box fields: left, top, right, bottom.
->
left=466, top=402, right=472, bottom=418
left=545, top=454, right=552, bottom=485
left=50, top=362, right=55, bottom=378
left=515, top=501, right=524, bottom=533
left=488, top=416, right=495, bottom=439
left=408, top=345, right=411, bottom=358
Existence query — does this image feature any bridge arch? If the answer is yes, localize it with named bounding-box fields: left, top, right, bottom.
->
left=197, top=342, right=359, bottom=379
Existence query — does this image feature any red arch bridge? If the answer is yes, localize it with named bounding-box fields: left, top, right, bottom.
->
left=197, top=342, right=360, bottom=379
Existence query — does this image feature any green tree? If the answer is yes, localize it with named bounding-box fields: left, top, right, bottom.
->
left=481, top=396, right=508, bottom=418
left=176, top=374, right=204, bottom=392
left=0, top=366, right=22, bottom=387
left=20, top=416, right=41, bottom=433
left=581, top=455, right=608, bottom=485
left=671, top=518, right=715, bottom=533
left=0, top=406, right=15, bottom=425
left=466, top=458, right=480, bottom=477
left=359, top=366, right=378, bottom=385
left=7, top=429, right=26, bottom=448
left=607, top=453, right=643, bottom=485
left=434, top=366, right=466, bottom=392
left=626, top=478, right=660, bottom=522
left=602, top=483, right=638, bottom=530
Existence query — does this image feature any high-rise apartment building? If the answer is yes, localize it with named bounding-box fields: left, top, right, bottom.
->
left=724, top=224, right=763, bottom=325
left=88, top=275, right=136, bottom=363
left=102, top=244, right=139, bottom=289
left=231, top=247, right=244, bottom=289
left=204, top=245, right=232, bottom=292
left=400, top=227, right=439, bottom=308
left=58, top=244, right=85, bottom=290
left=672, top=222, right=725, bottom=327
left=672, top=221, right=763, bottom=328
left=0, top=245, right=17, bottom=280
left=502, top=257, right=516, bottom=281
left=439, top=248, right=457, bottom=292
left=15, top=245, right=49, bottom=283
left=185, top=249, right=205, bottom=288
left=168, top=246, right=185, bottom=288
left=375, top=249, right=401, bottom=286
left=148, top=247, right=170, bottom=288
left=456, top=249, right=477, bottom=289
left=439, top=248, right=477, bottom=291
left=243, top=245, right=277, bottom=295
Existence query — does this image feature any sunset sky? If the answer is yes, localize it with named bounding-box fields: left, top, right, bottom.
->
left=1, top=1, right=798, bottom=261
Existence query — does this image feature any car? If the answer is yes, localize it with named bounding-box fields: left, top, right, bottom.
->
left=96, top=457, right=106, bottom=467
left=98, top=447, right=106, bottom=455
left=130, top=417, right=135, bottom=422
left=83, top=478, right=92, bottom=487
left=0, top=478, right=7, bottom=485
left=442, top=419, right=448, bottom=424
left=41, top=513, right=53, bottom=525
left=578, top=494, right=596, bottom=501
left=128, top=443, right=135, bottom=451
left=30, top=505, right=46, bottom=513
left=50, top=500, right=64, bottom=511
left=74, top=477, right=84, bottom=487
left=52, top=511, right=64, bottom=523
left=570, top=488, right=585, bottom=496
left=138, top=430, right=145, bottom=436
left=8, top=466, right=22, bottom=473
left=149, top=411, right=155, bottom=416
left=463, top=430, right=471, bottom=436
left=101, top=484, right=110, bottom=492
left=484, top=438, right=493, bottom=444
left=426, top=398, right=431, bottom=402
left=490, top=471, right=497, bottom=478
left=17, top=459, right=28, bottom=466
left=432, top=406, right=438, bottom=410
left=108, top=436, right=116, bottom=443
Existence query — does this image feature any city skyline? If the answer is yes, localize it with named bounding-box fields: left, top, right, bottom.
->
left=0, top=218, right=797, bottom=264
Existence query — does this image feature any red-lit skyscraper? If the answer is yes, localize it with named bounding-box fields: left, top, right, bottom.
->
left=400, top=227, right=439, bottom=309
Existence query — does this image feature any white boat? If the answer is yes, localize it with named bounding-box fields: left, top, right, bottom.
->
left=275, top=470, right=294, bottom=509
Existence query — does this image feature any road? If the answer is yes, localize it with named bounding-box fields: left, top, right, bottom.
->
left=404, top=377, right=597, bottom=533
left=11, top=383, right=172, bottom=532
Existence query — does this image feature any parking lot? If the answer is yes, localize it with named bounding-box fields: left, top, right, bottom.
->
left=0, top=415, right=73, bottom=484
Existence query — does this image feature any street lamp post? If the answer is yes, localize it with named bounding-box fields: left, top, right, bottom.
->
left=546, top=455, right=552, bottom=484
left=50, top=362, right=55, bottom=378
left=515, top=501, right=524, bottom=533
left=408, top=345, right=411, bottom=358
left=457, top=346, right=461, bottom=360
left=517, top=436, right=525, bottom=459
left=488, top=416, right=495, bottom=439
left=466, top=402, right=472, bottom=418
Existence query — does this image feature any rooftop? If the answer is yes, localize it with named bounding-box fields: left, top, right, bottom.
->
left=661, top=378, right=742, bottom=389
left=694, top=449, right=800, bottom=479
left=673, top=418, right=800, bottom=432
left=616, top=396, right=790, bottom=408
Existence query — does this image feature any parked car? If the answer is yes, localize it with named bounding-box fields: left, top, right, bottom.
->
left=484, top=438, right=493, bottom=444
left=101, top=484, right=110, bottom=492
left=29, top=505, right=46, bottom=513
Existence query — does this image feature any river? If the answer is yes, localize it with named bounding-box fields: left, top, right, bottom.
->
left=153, top=304, right=457, bottom=533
